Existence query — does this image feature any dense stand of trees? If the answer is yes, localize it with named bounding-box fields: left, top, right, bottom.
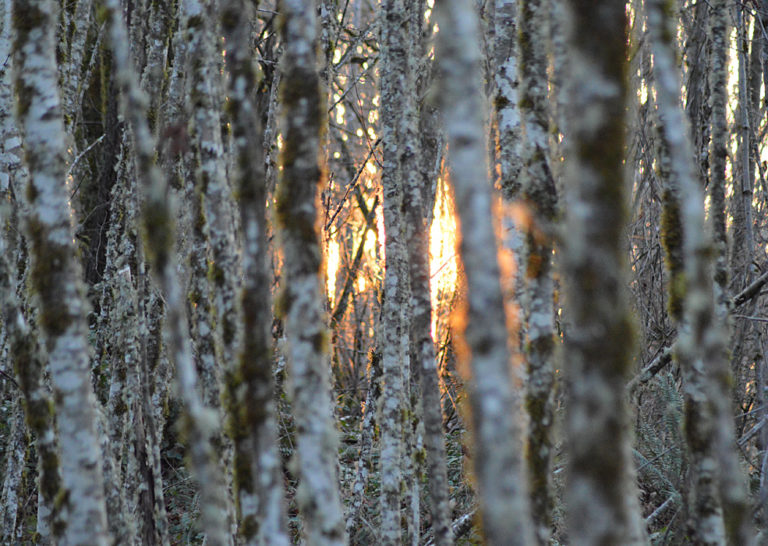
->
left=3, top=0, right=768, bottom=544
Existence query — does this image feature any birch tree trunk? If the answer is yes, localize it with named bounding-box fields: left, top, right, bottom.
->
left=435, top=2, right=534, bottom=543
left=276, top=1, right=347, bottom=543
left=221, top=1, right=290, bottom=543
left=560, top=2, right=642, bottom=544
left=12, top=1, right=110, bottom=543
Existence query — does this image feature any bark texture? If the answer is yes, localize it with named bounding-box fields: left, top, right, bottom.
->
left=517, top=1, right=557, bottom=542
left=12, top=1, right=110, bottom=544
left=435, top=1, right=534, bottom=544
left=101, top=1, right=233, bottom=543
left=221, top=1, right=290, bottom=543
left=402, top=3, right=453, bottom=544
left=649, top=1, right=727, bottom=542
left=494, top=0, right=523, bottom=199
left=378, top=0, right=411, bottom=542
left=560, top=2, right=640, bottom=544
left=276, top=1, right=347, bottom=543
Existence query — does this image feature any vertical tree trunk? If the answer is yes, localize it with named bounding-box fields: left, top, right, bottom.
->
left=517, top=1, right=557, bottom=542
left=378, top=0, right=412, bottom=543
left=0, top=214, right=62, bottom=543
left=12, top=1, right=110, bottom=543
left=560, top=2, right=641, bottom=544
left=221, top=1, right=290, bottom=543
left=61, top=0, right=92, bottom=126
left=649, top=1, right=727, bottom=542
left=435, top=1, right=534, bottom=544
left=707, top=2, right=756, bottom=543
left=101, top=1, right=232, bottom=543
left=276, top=1, right=347, bottom=543
left=0, top=404, right=26, bottom=542
left=402, top=3, right=453, bottom=544
left=494, top=0, right=523, bottom=200
left=708, top=0, right=728, bottom=308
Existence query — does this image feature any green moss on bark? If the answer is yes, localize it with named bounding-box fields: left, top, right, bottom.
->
left=25, top=219, right=74, bottom=337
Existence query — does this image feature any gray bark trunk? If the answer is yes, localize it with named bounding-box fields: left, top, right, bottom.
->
left=101, top=1, right=233, bottom=542
left=12, top=1, right=111, bottom=543
left=560, top=2, right=642, bottom=544
left=517, top=1, right=557, bottom=542
left=435, top=1, right=534, bottom=543
left=378, top=1, right=412, bottom=543
left=221, top=1, right=290, bottom=543
left=276, top=1, right=347, bottom=543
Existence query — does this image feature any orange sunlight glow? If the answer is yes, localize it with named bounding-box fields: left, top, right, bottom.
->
left=326, top=229, right=341, bottom=308
left=429, top=176, right=460, bottom=339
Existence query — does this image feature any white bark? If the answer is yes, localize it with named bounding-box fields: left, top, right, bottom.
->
left=12, top=1, right=110, bottom=543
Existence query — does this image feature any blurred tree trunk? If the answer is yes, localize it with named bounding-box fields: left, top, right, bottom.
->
left=12, top=1, right=110, bottom=543
left=436, top=1, right=534, bottom=543
left=560, top=2, right=642, bottom=544
left=649, top=0, right=727, bottom=542
left=276, top=1, right=347, bottom=543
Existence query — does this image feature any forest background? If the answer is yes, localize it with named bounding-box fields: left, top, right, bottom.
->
left=2, top=0, right=768, bottom=545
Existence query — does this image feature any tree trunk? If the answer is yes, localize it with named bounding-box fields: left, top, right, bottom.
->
left=517, top=1, right=557, bottom=542
left=560, top=2, right=641, bottom=544
left=649, top=0, right=727, bottom=542
left=435, top=1, right=534, bottom=543
left=378, top=0, right=414, bottom=543
left=12, top=1, right=110, bottom=543
left=101, top=1, right=233, bottom=543
left=402, top=2, right=453, bottom=543
left=221, top=1, right=290, bottom=543
left=276, top=1, right=347, bottom=543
